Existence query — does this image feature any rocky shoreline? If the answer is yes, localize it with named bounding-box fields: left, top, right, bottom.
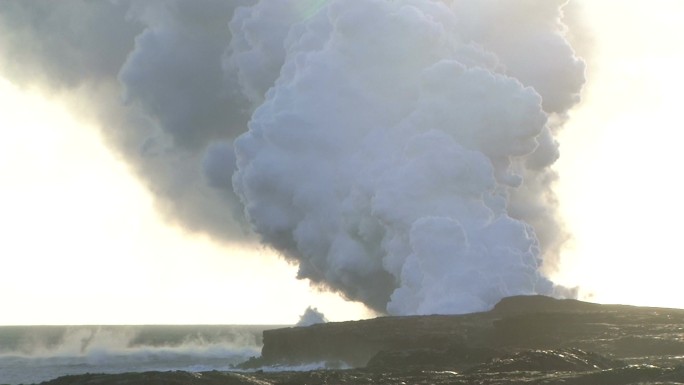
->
left=35, top=296, right=684, bottom=385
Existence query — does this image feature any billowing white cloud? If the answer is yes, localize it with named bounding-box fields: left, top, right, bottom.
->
left=231, top=0, right=585, bottom=314
left=0, top=0, right=585, bottom=315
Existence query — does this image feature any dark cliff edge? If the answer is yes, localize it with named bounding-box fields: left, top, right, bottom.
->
left=38, top=295, right=684, bottom=385
left=242, top=295, right=684, bottom=369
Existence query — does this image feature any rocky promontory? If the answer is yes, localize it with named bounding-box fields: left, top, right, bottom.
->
left=245, top=295, right=684, bottom=369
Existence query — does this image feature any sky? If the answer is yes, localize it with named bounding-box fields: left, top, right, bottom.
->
left=1, top=0, right=683, bottom=325
left=552, top=0, right=684, bottom=307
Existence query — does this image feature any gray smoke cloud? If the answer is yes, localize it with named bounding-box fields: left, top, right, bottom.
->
left=0, top=0, right=585, bottom=315
left=0, top=0, right=254, bottom=242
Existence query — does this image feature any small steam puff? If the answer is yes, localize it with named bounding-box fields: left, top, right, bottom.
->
left=231, top=0, right=584, bottom=314
left=297, top=307, right=328, bottom=327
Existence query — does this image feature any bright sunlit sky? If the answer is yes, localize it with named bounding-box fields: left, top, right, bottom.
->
left=553, top=0, right=684, bottom=307
left=1, top=1, right=683, bottom=325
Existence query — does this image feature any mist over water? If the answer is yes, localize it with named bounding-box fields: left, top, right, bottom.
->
left=0, top=326, right=268, bottom=384
left=0, top=0, right=585, bottom=318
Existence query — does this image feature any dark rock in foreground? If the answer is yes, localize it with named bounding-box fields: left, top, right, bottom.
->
left=36, top=364, right=684, bottom=385
left=465, top=348, right=623, bottom=373
left=39, top=295, right=684, bottom=385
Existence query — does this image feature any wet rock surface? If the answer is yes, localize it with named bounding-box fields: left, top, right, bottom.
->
left=465, top=348, right=624, bottom=373
left=38, top=296, right=684, bottom=385
left=35, top=364, right=684, bottom=385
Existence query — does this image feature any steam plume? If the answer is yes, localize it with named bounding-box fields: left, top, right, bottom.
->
left=229, top=0, right=584, bottom=314
left=0, top=0, right=585, bottom=315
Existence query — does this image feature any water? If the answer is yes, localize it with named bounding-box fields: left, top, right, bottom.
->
left=0, top=325, right=280, bottom=385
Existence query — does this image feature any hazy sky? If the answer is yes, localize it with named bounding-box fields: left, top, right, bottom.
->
left=0, top=77, right=371, bottom=324
left=1, top=0, right=683, bottom=325
left=553, top=0, right=684, bottom=307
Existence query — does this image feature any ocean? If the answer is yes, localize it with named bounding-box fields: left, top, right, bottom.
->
left=0, top=325, right=281, bottom=385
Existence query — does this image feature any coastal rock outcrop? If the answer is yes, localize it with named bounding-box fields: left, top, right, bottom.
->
left=250, top=295, right=684, bottom=369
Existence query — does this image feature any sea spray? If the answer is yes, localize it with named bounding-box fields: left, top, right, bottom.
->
left=0, top=325, right=269, bottom=385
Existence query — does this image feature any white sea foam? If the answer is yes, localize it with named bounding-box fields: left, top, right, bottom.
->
left=249, top=361, right=352, bottom=372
